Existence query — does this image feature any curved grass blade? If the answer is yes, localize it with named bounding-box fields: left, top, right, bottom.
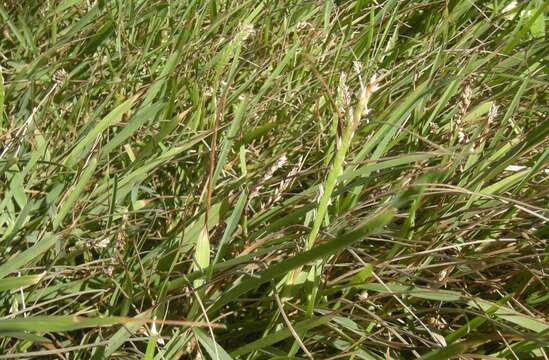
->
left=64, top=95, right=139, bottom=167
left=0, top=233, right=57, bottom=279
left=0, top=273, right=44, bottom=292
left=209, top=208, right=395, bottom=313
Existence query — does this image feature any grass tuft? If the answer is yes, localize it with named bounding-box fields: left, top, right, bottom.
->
left=0, top=0, right=547, bottom=358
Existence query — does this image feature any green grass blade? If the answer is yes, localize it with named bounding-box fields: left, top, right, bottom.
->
left=210, top=208, right=395, bottom=313
left=64, top=95, right=139, bottom=167
left=0, top=233, right=57, bottom=279
left=0, top=273, right=44, bottom=291
left=53, top=157, right=98, bottom=229
left=193, top=328, right=233, bottom=360
left=230, top=314, right=335, bottom=357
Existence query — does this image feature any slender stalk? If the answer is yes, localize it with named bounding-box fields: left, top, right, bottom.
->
left=306, top=74, right=379, bottom=250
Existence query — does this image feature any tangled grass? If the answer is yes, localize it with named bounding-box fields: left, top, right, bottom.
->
left=0, top=0, right=547, bottom=358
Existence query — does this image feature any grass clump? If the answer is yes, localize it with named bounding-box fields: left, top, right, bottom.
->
left=0, top=0, right=547, bottom=358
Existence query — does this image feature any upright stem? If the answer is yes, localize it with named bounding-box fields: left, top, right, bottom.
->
left=306, top=77, right=377, bottom=250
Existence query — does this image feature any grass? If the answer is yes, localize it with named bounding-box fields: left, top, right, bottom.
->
left=0, top=0, right=547, bottom=358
